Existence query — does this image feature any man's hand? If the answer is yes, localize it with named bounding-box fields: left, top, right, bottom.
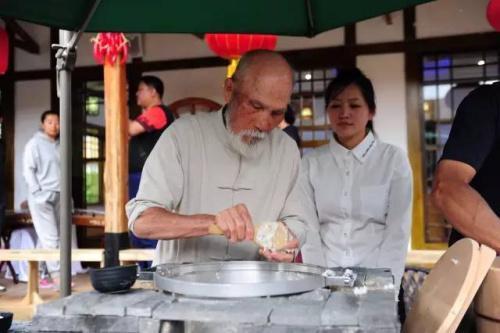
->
left=259, top=223, right=299, bottom=263
left=259, top=238, right=299, bottom=262
left=214, top=203, right=254, bottom=242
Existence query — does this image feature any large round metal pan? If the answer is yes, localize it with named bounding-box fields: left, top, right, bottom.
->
left=154, top=261, right=327, bottom=298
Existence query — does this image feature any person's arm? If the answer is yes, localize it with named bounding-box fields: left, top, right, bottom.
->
left=126, top=124, right=253, bottom=242
left=432, top=159, right=500, bottom=252
left=377, top=151, right=413, bottom=285
left=22, top=140, right=41, bottom=194
left=128, top=119, right=146, bottom=137
left=132, top=206, right=213, bottom=239
left=129, top=106, right=168, bottom=137
left=133, top=204, right=254, bottom=242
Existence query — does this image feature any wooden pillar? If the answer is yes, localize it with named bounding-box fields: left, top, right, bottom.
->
left=103, top=60, right=129, bottom=267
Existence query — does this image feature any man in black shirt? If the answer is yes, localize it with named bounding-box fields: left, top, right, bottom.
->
left=128, top=76, right=175, bottom=264
left=432, top=82, right=500, bottom=252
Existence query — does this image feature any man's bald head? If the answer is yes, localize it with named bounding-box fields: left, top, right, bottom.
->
left=224, top=50, right=294, bottom=108
left=231, top=49, right=293, bottom=89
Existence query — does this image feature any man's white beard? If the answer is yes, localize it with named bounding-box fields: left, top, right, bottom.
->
left=226, top=113, right=268, bottom=159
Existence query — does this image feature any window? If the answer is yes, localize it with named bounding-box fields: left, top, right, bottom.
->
left=84, top=135, right=100, bottom=159
left=80, top=81, right=106, bottom=207
left=421, top=50, right=499, bottom=245
left=291, top=68, right=337, bottom=154
left=83, top=131, right=103, bottom=205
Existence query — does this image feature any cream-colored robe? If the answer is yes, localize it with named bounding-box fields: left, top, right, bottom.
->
left=126, top=109, right=307, bottom=265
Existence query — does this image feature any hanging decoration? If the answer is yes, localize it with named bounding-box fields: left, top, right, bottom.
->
left=204, top=33, right=278, bottom=77
left=487, top=0, right=500, bottom=31
left=92, top=33, right=129, bottom=65
left=0, top=28, right=9, bottom=75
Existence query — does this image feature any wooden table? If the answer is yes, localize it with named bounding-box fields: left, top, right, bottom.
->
left=5, top=209, right=105, bottom=229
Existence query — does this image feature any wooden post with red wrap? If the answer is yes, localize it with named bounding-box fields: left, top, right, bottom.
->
left=92, top=33, right=130, bottom=267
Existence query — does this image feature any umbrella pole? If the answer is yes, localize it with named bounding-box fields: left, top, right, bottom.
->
left=55, top=30, right=76, bottom=297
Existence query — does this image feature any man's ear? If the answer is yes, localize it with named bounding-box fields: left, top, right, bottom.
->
left=223, top=78, right=234, bottom=103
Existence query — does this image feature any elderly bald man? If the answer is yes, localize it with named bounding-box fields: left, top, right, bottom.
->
left=126, top=50, right=306, bottom=265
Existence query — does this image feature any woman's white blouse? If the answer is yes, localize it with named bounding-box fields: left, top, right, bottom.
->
left=299, top=131, right=412, bottom=286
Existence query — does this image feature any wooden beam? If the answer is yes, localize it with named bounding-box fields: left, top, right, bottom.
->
left=8, top=32, right=500, bottom=81
left=4, top=19, right=40, bottom=54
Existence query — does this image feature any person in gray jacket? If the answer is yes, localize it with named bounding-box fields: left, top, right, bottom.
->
left=23, top=110, right=62, bottom=285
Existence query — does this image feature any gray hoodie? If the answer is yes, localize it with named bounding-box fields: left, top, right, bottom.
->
left=23, top=131, right=60, bottom=194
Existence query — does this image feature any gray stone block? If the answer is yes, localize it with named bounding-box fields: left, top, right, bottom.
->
left=93, top=289, right=157, bottom=316
left=321, top=291, right=360, bottom=326
left=270, top=302, right=324, bottom=326
left=183, top=322, right=318, bottom=333
left=94, top=316, right=139, bottom=333
left=138, top=318, right=162, bottom=333
left=9, top=320, right=32, bottom=333
left=35, top=295, right=72, bottom=317
left=64, top=291, right=107, bottom=315
left=318, top=327, right=355, bottom=333
left=153, top=299, right=272, bottom=324
left=242, top=324, right=318, bottom=333
left=184, top=321, right=241, bottom=333
left=31, top=315, right=94, bottom=332
left=127, top=291, right=174, bottom=317
left=358, top=291, right=398, bottom=329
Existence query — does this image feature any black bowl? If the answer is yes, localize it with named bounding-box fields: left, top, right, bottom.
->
left=90, top=265, right=138, bottom=293
left=0, top=312, right=13, bottom=333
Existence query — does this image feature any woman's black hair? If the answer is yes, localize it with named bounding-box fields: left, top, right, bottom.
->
left=324, top=67, right=376, bottom=132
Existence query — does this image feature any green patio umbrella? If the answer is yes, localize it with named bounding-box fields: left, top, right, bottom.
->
left=1, top=0, right=433, bottom=36
left=0, top=0, right=435, bottom=297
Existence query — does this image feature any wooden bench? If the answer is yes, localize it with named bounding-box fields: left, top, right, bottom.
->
left=0, top=248, right=105, bottom=305
left=405, top=250, right=445, bottom=269
left=119, top=249, right=155, bottom=265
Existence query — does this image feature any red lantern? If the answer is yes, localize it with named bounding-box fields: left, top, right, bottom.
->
left=91, top=33, right=129, bottom=65
left=205, top=34, right=278, bottom=77
left=0, top=28, right=9, bottom=75
left=487, top=0, right=500, bottom=31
